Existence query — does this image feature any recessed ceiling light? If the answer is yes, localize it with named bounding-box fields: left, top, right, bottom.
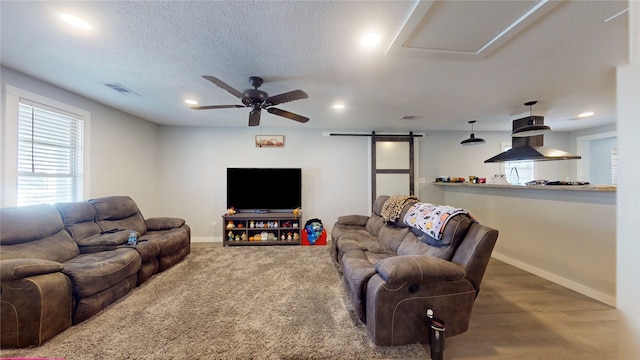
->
left=184, top=99, right=198, bottom=105
left=361, top=33, right=381, bottom=47
left=59, top=13, right=92, bottom=30
left=332, top=104, right=345, bottom=110
left=578, top=112, right=594, bottom=118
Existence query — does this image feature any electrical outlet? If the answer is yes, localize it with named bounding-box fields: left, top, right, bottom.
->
left=211, top=220, right=217, bottom=233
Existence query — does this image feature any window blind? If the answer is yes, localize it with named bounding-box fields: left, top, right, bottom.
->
left=17, top=102, right=84, bottom=205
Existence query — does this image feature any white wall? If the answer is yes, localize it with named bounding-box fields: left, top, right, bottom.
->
left=417, top=130, right=577, bottom=204
left=442, top=185, right=616, bottom=305
left=156, top=126, right=372, bottom=240
left=616, top=1, right=640, bottom=357
left=0, top=66, right=160, bottom=214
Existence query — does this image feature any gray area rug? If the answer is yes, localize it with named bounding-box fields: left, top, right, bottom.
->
left=0, top=245, right=426, bottom=359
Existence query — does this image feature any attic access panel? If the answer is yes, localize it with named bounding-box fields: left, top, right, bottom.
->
left=389, top=0, right=557, bottom=56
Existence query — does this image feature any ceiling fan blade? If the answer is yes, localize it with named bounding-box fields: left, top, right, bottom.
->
left=267, top=108, right=309, bottom=123
left=202, top=75, right=244, bottom=98
left=248, top=109, right=261, bottom=127
left=191, top=105, right=245, bottom=110
left=264, top=90, right=308, bottom=106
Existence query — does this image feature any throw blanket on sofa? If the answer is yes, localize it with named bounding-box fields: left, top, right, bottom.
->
left=381, top=195, right=419, bottom=222
left=403, top=202, right=469, bottom=241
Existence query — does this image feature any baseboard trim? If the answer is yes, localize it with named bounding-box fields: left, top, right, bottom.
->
left=191, top=236, right=221, bottom=243
left=492, top=251, right=616, bottom=307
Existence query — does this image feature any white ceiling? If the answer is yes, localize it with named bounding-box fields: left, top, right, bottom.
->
left=0, top=0, right=629, bottom=132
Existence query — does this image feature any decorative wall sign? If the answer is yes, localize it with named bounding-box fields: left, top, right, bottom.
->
left=256, top=135, right=285, bottom=148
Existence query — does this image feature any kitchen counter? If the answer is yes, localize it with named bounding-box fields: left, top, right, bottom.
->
left=433, top=182, right=616, bottom=192
left=435, top=179, right=616, bottom=306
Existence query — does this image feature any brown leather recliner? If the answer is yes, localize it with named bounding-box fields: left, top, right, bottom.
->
left=331, top=195, right=498, bottom=346
left=0, top=203, right=140, bottom=347
left=56, top=196, right=191, bottom=285
left=1, top=196, right=191, bottom=348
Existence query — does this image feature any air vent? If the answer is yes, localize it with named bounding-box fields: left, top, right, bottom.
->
left=104, top=82, right=141, bottom=97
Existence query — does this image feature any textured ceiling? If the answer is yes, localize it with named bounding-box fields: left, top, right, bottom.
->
left=0, top=1, right=629, bottom=132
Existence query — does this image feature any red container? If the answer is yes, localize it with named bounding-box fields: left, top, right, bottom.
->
left=301, top=229, right=327, bottom=246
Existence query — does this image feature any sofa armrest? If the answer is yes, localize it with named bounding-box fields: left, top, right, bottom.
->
left=336, top=215, right=369, bottom=226
left=1, top=258, right=64, bottom=281
left=145, top=217, right=186, bottom=231
left=374, top=255, right=465, bottom=284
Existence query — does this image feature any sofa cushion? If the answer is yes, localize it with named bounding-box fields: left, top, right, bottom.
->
left=89, top=196, right=147, bottom=235
left=72, top=274, right=137, bottom=324
left=62, top=248, right=141, bottom=298
left=1, top=229, right=80, bottom=263
left=129, top=239, right=161, bottom=262
left=372, top=195, right=390, bottom=217
left=338, top=233, right=390, bottom=255
left=396, top=236, right=451, bottom=259
left=55, top=202, right=102, bottom=242
left=397, top=214, right=473, bottom=260
left=139, top=228, right=189, bottom=256
left=439, top=214, right=473, bottom=246
left=365, top=214, right=385, bottom=237
left=0, top=204, right=64, bottom=246
left=341, top=250, right=379, bottom=321
left=331, top=223, right=365, bottom=242
left=377, top=225, right=411, bottom=253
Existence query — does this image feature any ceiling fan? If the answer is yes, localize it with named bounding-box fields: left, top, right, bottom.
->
left=191, top=75, right=310, bottom=127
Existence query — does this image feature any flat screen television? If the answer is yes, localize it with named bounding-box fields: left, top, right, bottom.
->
left=226, top=168, right=302, bottom=212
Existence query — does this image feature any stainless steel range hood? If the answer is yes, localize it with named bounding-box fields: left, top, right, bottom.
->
left=484, top=116, right=581, bottom=163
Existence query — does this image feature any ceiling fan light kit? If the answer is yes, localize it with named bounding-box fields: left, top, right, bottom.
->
left=460, top=120, right=485, bottom=146
left=192, top=75, right=309, bottom=127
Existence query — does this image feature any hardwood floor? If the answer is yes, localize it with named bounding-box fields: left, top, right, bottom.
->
left=428, top=258, right=618, bottom=359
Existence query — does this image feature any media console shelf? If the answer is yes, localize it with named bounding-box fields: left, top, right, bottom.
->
left=222, top=212, right=302, bottom=246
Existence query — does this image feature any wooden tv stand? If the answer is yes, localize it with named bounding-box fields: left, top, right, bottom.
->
left=222, top=212, right=302, bottom=246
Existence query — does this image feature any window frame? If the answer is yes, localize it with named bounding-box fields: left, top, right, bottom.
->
left=576, top=131, right=617, bottom=183
left=2, top=85, right=91, bottom=207
left=500, top=141, right=535, bottom=185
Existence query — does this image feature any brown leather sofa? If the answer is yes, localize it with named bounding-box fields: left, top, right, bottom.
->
left=331, top=195, right=498, bottom=346
left=0, top=196, right=190, bottom=348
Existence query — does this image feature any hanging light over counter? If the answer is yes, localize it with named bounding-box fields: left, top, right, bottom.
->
left=511, top=101, right=552, bottom=137
left=460, top=120, right=485, bottom=146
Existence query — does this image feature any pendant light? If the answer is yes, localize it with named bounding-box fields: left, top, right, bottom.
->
left=511, top=101, right=552, bottom=137
left=460, top=120, right=485, bottom=146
